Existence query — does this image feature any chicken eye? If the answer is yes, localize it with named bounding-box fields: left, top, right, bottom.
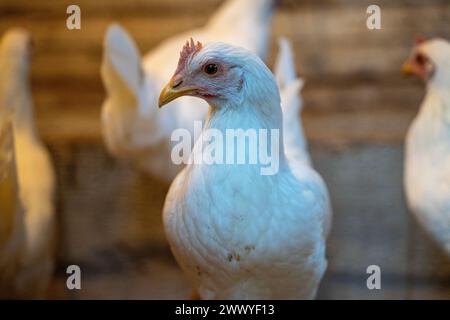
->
left=416, top=53, right=425, bottom=65
left=204, top=63, right=218, bottom=75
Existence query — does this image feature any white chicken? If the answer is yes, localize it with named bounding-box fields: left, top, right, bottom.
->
left=0, top=29, right=56, bottom=298
left=0, top=82, right=24, bottom=298
left=159, top=40, right=332, bottom=299
left=403, top=37, right=450, bottom=256
left=275, top=38, right=310, bottom=167
left=101, top=0, right=277, bottom=182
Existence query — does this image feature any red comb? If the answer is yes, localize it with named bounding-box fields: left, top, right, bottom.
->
left=174, top=38, right=203, bottom=75
left=415, top=35, right=426, bottom=45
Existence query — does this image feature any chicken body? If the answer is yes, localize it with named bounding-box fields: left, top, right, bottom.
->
left=165, top=158, right=329, bottom=299
left=0, top=29, right=56, bottom=298
left=404, top=38, right=450, bottom=255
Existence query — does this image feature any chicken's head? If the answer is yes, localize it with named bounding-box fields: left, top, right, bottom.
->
left=158, top=38, right=279, bottom=113
left=402, top=36, right=450, bottom=86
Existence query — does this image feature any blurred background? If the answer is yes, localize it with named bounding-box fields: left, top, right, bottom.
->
left=1, top=0, right=450, bottom=299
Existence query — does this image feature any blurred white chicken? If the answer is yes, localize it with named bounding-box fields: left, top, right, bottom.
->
left=403, top=37, right=450, bottom=256
left=0, top=29, right=56, bottom=298
left=159, top=39, right=331, bottom=299
left=275, top=38, right=310, bottom=167
left=0, top=87, right=24, bottom=298
left=101, top=0, right=277, bottom=182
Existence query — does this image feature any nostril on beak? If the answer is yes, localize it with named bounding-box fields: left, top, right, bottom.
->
left=172, top=79, right=183, bottom=89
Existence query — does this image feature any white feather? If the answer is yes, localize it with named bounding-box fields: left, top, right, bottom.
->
left=275, top=37, right=310, bottom=166
left=0, top=28, right=56, bottom=298
left=404, top=38, right=450, bottom=255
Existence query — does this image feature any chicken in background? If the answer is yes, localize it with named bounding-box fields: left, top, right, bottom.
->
left=275, top=37, right=310, bottom=167
left=0, top=29, right=56, bottom=298
left=101, top=0, right=277, bottom=182
left=159, top=39, right=332, bottom=299
left=0, top=90, right=24, bottom=298
left=403, top=37, right=450, bottom=256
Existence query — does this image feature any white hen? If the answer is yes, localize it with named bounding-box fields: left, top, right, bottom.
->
left=0, top=29, right=56, bottom=298
left=275, top=37, right=310, bottom=167
left=403, top=38, right=450, bottom=256
left=159, top=40, right=331, bottom=299
left=0, top=86, right=24, bottom=298
left=101, top=0, right=277, bottom=182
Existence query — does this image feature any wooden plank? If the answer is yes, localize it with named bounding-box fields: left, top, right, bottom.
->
left=31, top=77, right=424, bottom=113
left=31, top=76, right=425, bottom=146
left=0, top=0, right=222, bottom=17
left=1, top=0, right=448, bottom=17
left=1, top=4, right=448, bottom=83
left=35, top=103, right=418, bottom=147
left=2, top=5, right=449, bottom=58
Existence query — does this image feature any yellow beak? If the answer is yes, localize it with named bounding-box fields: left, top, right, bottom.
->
left=401, top=62, right=414, bottom=75
left=158, top=80, right=199, bottom=108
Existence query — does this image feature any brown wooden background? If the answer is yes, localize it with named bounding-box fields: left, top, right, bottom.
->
left=1, top=0, right=450, bottom=299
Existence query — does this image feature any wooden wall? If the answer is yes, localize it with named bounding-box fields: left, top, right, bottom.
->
left=1, top=0, right=449, bottom=299
left=1, top=0, right=449, bottom=146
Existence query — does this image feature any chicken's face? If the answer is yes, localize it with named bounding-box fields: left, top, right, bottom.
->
left=159, top=39, right=247, bottom=109
left=402, top=37, right=450, bottom=86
